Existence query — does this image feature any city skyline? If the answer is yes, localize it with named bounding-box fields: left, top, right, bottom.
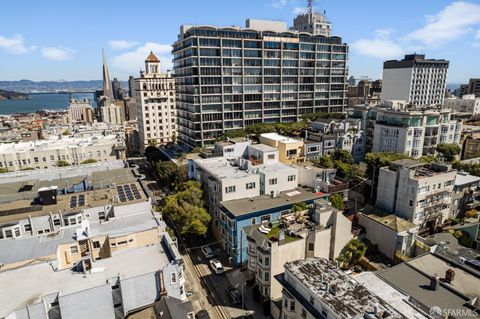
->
left=0, top=0, right=479, bottom=83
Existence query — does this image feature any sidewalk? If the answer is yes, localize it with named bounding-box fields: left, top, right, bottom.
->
left=225, top=268, right=269, bottom=319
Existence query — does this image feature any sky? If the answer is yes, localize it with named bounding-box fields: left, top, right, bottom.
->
left=0, top=0, right=479, bottom=84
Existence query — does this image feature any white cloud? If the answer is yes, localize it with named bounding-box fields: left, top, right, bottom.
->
left=351, top=29, right=404, bottom=59
left=111, top=42, right=172, bottom=76
left=108, top=40, right=138, bottom=50
left=271, top=0, right=288, bottom=9
left=41, top=47, right=75, bottom=60
left=405, top=1, right=480, bottom=47
left=0, top=34, right=36, bottom=54
left=292, top=7, right=306, bottom=15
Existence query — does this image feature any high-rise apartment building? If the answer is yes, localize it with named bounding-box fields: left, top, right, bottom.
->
left=173, top=18, right=348, bottom=150
left=112, top=77, right=126, bottom=100
left=292, top=0, right=332, bottom=36
left=467, top=78, right=480, bottom=97
left=67, top=98, right=94, bottom=124
left=133, top=52, right=176, bottom=152
left=381, top=54, right=449, bottom=107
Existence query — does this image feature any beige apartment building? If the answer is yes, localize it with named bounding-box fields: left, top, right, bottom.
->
left=260, top=133, right=305, bottom=164
left=0, top=134, right=125, bottom=171
left=133, top=52, right=176, bottom=152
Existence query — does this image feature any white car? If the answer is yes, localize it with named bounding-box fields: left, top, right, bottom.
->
left=209, top=259, right=225, bottom=275
left=201, top=246, right=215, bottom=259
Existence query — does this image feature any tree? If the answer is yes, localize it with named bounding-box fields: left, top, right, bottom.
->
left=334, top=161, right=357, bottom=179
left=161, top=181, right=211, bottom=236
left=452, top=161, right=480, bottom=177
left=465, top=209, right=479, bottom=219
left=56, top=160, right=70, bottom=167
left=291, top=201, right=308, bottom=213
left=81, top=159, right=97, bottom=164
left=155, top=161, right=188, bottom=188
left=436, top=143, right=461, bottom=162
left=330, top=193, right=344, bottom=210
left=336, top=239, right=367, bottom=267
left=331, top=149, right=354, bottom=164
left=62, top=130, right=70, bottom=136
left=0, top=168, right=8, bottom=174
left=317, top=155, right=334, bottom=168
left=419, top=155, right=437, bottom=163
left=145, top=146, right=162, bottom=163
left=364, top=152, right=412, bottom=179
left=217, top=129, right=246, bottom=141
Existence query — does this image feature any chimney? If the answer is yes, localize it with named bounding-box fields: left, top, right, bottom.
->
left=430, top=273, right=440, bottom=291
left=445, top=269, right=455, bottom=283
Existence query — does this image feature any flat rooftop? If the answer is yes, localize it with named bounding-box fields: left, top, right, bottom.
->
left=0, top=243, right=170, bottom=318
left=193, top=157, right=253, bottom=180
left=248, top=143, right=277, bottom=152
left=377, top=259, right=475, bottom=319
left=284, top=258, right=402, bottom=318
left=360, top=211, right=416, bottom=232
left=0, top=134, right=120, bottom=153
left=0, top=201, right=161, bottom=266
left=0, top=179, right=147, bottom=224
left=455, top=171, right=480, bottom=186
left=260, top=132, right=302, bottom=144
left=221, top=187, right=324, bottom=217
left=354, top=272, right=428, bottom=319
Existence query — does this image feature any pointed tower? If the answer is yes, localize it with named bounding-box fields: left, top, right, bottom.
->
left=145, top=51, right=160, bottom=74
left=102, top=49, right=114, bottom=101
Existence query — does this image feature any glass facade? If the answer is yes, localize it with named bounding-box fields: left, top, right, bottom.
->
left=173, top=26, right=348, bottom=149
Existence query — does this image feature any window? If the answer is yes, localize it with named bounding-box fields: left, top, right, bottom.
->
left=4, top=230, right=12, bottom=238
left=251, top=218, right=256, bottom=225
left=98, top=212, right=106, bottom=220
left=264, top=257, right=270, bottom=266
left=288, top=175, right=296, bottom=182
left=290, top=301, right=295, bottom=311
left=70, top=246, right=79, bottom=254
left=269, top=178, right=277, bottom=185
left=308, top=242, right=314, bottom=251
left=246, top=182, right=256, bottom=189
left=180, top=284, right=184, bottom=296
left=14, top=228, right=20, bottom=237
left=171, top=272, right=177, bottom=284
left=267, top=154, right=275, bottom=160
left=24, top=224, right=32, bottom=232
left=53, top=219, right=61, bottom=226
left=301, top=308, right=307, bottom=318
left=264, top=271, right=269, bottom=281
left=225, top=186, right=236, bottom=193
left=93, top=241, right=101, bottom=249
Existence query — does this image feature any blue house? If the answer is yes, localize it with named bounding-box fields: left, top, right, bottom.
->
left=218, top=187, right=326, bottom=265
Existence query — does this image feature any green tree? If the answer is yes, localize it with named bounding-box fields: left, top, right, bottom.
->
left=155, top=161, right=188, bottom=188
left=317, top=155, right=334, bottom=168
left=145, top=146, right=162, bottom=163
left=436, top=143, right=461, bottom=162
left=81, top=159, right=97, bottom=164
left=20, top=167, right=35, bottom=171
left=452, top=161, right=480, bottom=177
left=161, top=181, right=211, bottom=236
left=291, top=201, right=308, bottom=213
left=334, top=161, right=357, bottom=179
left=330, top=193, right=344, bottom=210
left=62, top=130, right=70, bottom=136
left=0, top=168, right=8, bottom=174
left=331, top=149, right=354, bottom=164
left=336, top=239, right=367, bottom=267
left=364, top=152, right=412, bottom=179
left=56, top=160, right=70, bottom=167
left=419, top=155, right=437, bottom=163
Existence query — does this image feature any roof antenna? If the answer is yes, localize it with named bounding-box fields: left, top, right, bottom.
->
left=307, top=0, right=313, bottom=14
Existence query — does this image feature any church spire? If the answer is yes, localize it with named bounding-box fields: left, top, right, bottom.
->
left=102, top=48, right=114, bottom=101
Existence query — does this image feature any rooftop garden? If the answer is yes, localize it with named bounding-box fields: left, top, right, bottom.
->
left=263, top=223, right=300, bottom=244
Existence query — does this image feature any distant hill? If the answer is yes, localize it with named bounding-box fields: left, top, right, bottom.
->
left=0, top=89, right=28, bottom=100
left=0, top=79, right=127, bottom=93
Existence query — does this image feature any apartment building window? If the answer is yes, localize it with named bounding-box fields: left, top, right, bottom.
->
left=24, top=224, right=32, bottom=232
left=269, top=178, right=277, bottom=185
left=171, top=273, right=177, bottom=284
left=301, top=308, right=307, bottom=318
left=251, top=218, right=256, bottom=225
left=93, top=241, right=100, bottom=249
left=225, top=186, right=236, bottom=193
left=70, top=246, right=78, bottom=254
left=4, top=230, right=12, bottom=238
left=264, top=257, right=270, bottom=266
left=290, top=301, right=295, bottom=311
left=98, top=212, right=106, bottom=221
left=288, top=175, right=296, bottom=182
left=246, top=182, right=256, bottom=189
left=34, top=157, right=39, bottom=163
left=308, top=243, right=314, bottom=251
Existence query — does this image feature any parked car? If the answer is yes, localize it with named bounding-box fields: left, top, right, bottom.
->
left=227, top=285, right=242, bottom=305
left=201, top=245, right=215, bottom=259
left=196, top=310, right=211, bottom=319
left=209, top=258, right=225, bottom=274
